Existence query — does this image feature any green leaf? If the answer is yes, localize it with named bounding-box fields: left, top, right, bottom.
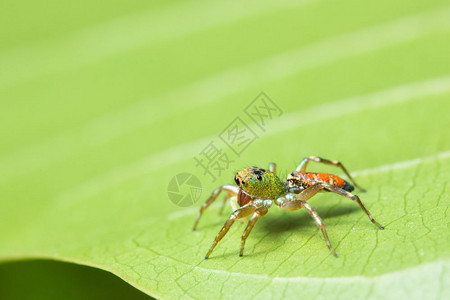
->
left=1, top=0, right=449, bottom=299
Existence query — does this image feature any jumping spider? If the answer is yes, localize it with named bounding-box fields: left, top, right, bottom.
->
left=193, top=156, right=384, bottom=259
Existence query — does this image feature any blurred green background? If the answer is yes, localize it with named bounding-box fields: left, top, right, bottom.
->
left=0, top=0, right=449, bottom=299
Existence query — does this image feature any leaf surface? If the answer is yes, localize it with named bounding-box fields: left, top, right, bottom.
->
left=1, top=0, right=449, bottom=299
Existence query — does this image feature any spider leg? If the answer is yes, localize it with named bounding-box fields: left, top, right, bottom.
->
left=321, top=183, right=384, bottom=229
left=219, top=195, right=246, bottom=223
left=193, top=184, right=239, bottom=230
left=277, top=184, right=338, bottom=257
left=301, top=200, right=337, bottom=257
left=219, top=194, right=232, bottom=215
left=219, top=195, right=247, bottom=224
left=230, top=196, right=248, bottom=224
left=240, top=206, right=269, bottom=256
left=205, top=204, right=256, bottom=259
left=296, top=156, right=366, bottom=192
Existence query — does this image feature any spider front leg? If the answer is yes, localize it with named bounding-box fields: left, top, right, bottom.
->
left=321, top=183, right=384, bottom=229
left=296, top=156, right=365, bottom=191
left=205, top=204, right=256, bottom=259
left=240, top=205, right=269, bottom=256
left=219, top=195, right=247, bottom=224
left=219, top=194, right=232, bottom=215
left=278, top=184, right=338, bottom=257
left=193, top=184, right=239, bottom=230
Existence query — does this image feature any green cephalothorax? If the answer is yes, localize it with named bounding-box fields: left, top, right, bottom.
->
left=234, top=167, right=286, bottom=199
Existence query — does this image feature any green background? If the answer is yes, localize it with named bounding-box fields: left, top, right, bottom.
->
left=0, top=0, right=449, bottom=299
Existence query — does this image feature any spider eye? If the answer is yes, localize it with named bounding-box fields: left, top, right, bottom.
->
left=234, top=176, right=240, bottom=185
left=256, top=175, right=262, bottom=181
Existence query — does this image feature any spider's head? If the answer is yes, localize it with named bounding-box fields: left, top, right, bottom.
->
left=234, top=167, right=286, bottom=200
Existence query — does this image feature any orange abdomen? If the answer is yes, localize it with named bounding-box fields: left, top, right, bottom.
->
left=287, top=172, right=354, bottom=192
left=304, top=172, right=345, bottom=187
